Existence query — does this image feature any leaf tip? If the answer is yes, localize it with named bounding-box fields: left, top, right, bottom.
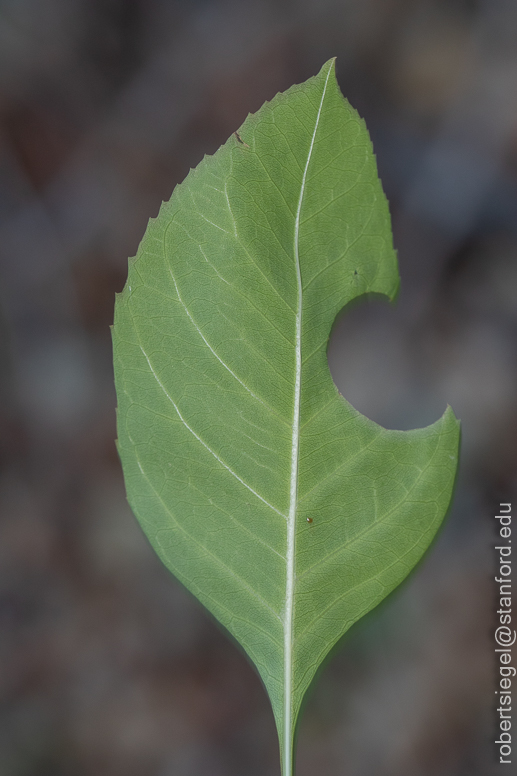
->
left=321, top=56, right=338, bottom=82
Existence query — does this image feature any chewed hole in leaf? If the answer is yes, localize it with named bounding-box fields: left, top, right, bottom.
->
left=327, top=294, right=420, bottom=430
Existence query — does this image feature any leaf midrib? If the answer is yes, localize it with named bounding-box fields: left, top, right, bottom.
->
left=283, top=62, right=333, bottom=774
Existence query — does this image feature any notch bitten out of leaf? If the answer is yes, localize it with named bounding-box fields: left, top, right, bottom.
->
left=112, top=59, right=460, bottom=776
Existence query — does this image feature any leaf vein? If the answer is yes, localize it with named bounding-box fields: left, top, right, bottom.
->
left=132, top=459, right=283, bottom=624
left=138, top=344, right=287, bottom=520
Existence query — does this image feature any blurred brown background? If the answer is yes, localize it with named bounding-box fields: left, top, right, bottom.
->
left=0, top=1, right=516, bottom=774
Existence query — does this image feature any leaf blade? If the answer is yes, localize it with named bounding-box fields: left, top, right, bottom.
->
left=113, top=59, right=460, bottom=775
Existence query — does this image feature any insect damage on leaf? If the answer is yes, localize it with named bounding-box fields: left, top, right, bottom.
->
left=233, top=129, right=250, bottom=147
left=112, top=58, right=460, bottom=776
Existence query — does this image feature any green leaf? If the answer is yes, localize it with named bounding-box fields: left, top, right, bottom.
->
left=112, top=59, right=460, bottom=775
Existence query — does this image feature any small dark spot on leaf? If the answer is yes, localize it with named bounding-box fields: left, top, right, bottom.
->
left=233, top=131, right=249, bottom=148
